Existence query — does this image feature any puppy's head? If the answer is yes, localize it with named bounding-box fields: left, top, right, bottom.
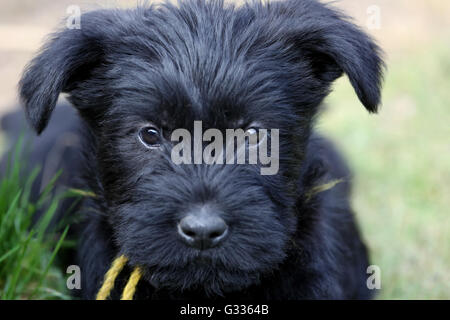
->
left=19, top=0, right=383, bottom=296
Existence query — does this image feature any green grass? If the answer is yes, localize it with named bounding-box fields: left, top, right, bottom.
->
left=0, top=138, right=72, bottom=300
left=318, top=42, right=450, bottom=299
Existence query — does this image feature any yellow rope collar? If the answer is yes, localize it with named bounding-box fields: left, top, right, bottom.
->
left=96, top=255, right=143, bottom=300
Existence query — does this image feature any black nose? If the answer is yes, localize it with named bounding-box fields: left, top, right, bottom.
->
left=178, top=214, right=228, bottom=249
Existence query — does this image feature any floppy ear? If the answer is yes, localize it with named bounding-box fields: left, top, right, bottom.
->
left=19, top=12, right=107, bottom=134
left=275, top=0, right=385, bottom=112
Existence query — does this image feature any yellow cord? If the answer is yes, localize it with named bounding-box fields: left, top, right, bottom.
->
left=304, top=178, right=344, bottom=202
left=96, top=255, right=143, bottom=300
left=96, top=255, right=128, bottom=300
left=121, top=266, right=143, bottom=300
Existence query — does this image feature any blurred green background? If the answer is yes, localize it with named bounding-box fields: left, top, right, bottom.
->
left=0, top=0, right=449, bottom=299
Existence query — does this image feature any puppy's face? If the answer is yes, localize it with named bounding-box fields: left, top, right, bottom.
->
left=93, top=53, right=301, bottom=295
left=19, top=0, right=383, bottom=295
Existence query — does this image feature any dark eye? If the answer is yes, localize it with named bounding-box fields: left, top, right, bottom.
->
left=245, top=127, right=258, bottom=136
left=139, top=127, right=161, bottom=148
left=245, top=127, right=262, bottom=146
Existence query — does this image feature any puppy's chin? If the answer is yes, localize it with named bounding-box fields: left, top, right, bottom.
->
left=142, top=262, right=263, bottom=297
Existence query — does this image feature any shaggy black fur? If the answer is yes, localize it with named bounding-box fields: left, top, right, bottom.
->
left=14, top=0, right=384, bottom=299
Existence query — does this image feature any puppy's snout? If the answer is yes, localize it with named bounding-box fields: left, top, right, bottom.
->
left=178, top=212, right=228, bottom=250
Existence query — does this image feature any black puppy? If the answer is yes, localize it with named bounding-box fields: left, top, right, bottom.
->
left=17, top=0, right=383, bottom=299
